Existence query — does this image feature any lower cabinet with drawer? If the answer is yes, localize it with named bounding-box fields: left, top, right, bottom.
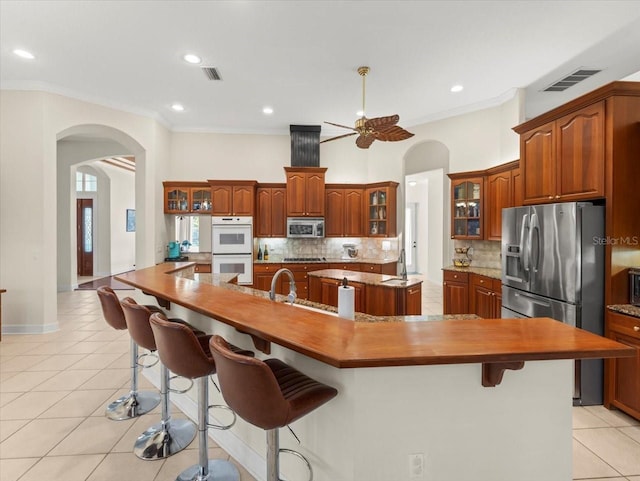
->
left=443, top=270, right=469, bottom=315
left=605, top=310, right=640, bottom=421
left=253, top=264, right=282, bottom=292
left=469, top=273, right=502, bottom=318
left=285, top=263, right=328, bottom=300
left=443, top=270, right=502, bottom=317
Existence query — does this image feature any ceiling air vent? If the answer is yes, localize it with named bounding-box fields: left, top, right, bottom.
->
left=543, top=68, right=602, bottom=92
left=201, top=67, right=222, bottom=81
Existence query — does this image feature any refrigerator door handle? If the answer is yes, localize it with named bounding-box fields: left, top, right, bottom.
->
left=521, top=213, right=530, bottom=272
left=529, top=213, right=540, bottom=273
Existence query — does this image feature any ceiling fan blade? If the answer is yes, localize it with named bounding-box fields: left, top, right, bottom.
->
left=365, top=114, right=399, bottom=130
left=324, top=121, right=357, bottom=131
left=356, top=133, right=376, bottom=149
left=320, top=132, right=358, bottom=143
left=374, top=125, right=415, bottom=142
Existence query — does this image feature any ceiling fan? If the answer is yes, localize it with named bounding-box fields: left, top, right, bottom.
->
left=321, top=66, right=414, bottom=149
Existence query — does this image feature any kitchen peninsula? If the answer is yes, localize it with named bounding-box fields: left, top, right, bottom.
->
left=116, top=263, right=633, bottom=481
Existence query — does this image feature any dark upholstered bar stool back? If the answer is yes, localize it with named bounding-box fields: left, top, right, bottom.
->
left=121, top=298, right=197, bottom=460
left=210, top=335, right=338, bottom=481
left=96, top=286, right=160, bottom=420
left=150, top=312, right=244, bottom=481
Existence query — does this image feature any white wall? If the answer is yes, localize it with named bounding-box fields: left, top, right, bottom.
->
left=0, top=90, right=171, bottom=333
left=101, top=162, right=136, bottom=275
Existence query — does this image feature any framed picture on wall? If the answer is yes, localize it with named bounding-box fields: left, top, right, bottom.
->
left=126, top=209, right=136, bottom=232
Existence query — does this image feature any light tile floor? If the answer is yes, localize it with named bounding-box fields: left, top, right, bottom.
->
left=0, top=283, right=639, bottom=481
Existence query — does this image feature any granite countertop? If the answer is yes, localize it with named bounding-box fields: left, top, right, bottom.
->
left=255, top=257, right=397, bottom=265
left=307, top=268, right=422, bottom=288
left=607, top=304, right=640, bottom=319
left=194, top=270, right=463, bottom=323
left=443, top=265, right=502, bottom=280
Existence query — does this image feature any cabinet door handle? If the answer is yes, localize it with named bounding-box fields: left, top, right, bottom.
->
left=634, top=326, right=640, bottom=332
left=555, top=195, right=560, bottom=199
left=548, top=196, right=554, bottom=200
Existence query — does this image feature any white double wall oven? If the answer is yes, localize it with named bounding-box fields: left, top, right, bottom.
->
left=211, top=216, right=253, bottom=285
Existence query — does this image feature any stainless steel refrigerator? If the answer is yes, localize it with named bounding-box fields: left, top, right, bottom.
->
left=501, top=202, right=605, bottom=405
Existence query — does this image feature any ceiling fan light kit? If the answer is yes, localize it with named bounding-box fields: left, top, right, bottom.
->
left=321, top=66, right=414, bottom=149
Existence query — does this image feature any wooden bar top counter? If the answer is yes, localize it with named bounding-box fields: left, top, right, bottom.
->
left=116, top=263, right=633, bottom=370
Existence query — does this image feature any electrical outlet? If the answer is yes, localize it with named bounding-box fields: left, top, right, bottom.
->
left=409, top=453, right=424, bottom=478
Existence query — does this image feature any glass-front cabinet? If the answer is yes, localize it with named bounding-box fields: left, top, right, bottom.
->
left=451, top=177, right=483, bottom=239
left=165, top=187, right=189, bottom=213
left=365, top=182, right=398, bottom=237
left=190, top=187, right=212, bottom=213
left=163, top=182, right=212, bottom=214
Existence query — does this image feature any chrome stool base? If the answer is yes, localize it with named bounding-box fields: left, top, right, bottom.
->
left=134, top=418, right=197, bottom=460
left=105, top=391, right=161, bottom=421
left=176, top=460, right=240, bottom=481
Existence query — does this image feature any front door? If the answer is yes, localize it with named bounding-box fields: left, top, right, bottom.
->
left=77, top=199, right=93, bottom=276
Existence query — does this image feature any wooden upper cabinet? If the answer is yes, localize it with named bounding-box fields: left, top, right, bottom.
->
left=449, top=176, right=483, bottom=240
left=556, top=102, right=605, bottom=201
left=366, top=182, right=398, bottom=237
left=208, top=180, right=257, bottom=216
left=485, top=161, right=519, bottom=241
left=485, top=171, right=510, bottom=241
left=519, top=101, right=605, bottom=204
left=448, top=160, right=519, bottom=241
left=521, top=121, right=556, bottom=204
left=512, top=167, right=523, bottom=207
left=285, top=167, right=327, bottom=217
left=255, top=184, right=286, bottom=237
left=163, top=181, right=211, bottom=214
left=325, top=185, right=365, bottom=237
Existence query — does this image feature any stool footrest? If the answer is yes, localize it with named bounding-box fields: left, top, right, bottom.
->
left=279, top=448, right=313, bottom=481
left=168, top=374, right=194, bottom=394
left=136, top=351, right=159, bottom=369
left=206, top=404, right=237, bottom=430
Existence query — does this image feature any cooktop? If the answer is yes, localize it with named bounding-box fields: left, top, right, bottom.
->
left=283, top=257, right=324, bottom=262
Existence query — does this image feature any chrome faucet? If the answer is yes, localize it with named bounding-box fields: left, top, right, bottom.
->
left=399, top=248, right=408, bottom=281
left=269, top=268, right=297, bottom=304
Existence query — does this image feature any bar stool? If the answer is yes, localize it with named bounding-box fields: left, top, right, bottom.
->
left=209, top=335, right=338, bottom=481
left=96, top=286, right=161, bottom=420
left=150, top=312, right=254, bottom=481
left=121, top=298, right=206, bottom=460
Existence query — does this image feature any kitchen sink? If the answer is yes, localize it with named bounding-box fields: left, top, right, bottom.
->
left=381, top=278, right=410, bottom=286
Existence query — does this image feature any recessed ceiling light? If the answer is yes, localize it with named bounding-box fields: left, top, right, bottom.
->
left=13, top=49, right=35, bottom=60
left=183, top=54, right=201, bottom=64
left=408, top=180, right=417, bottom=187
left=171, top=103, right=185, bottom=112
left=262, top=107, right=274, bottom=115
left=450, top=84, right=464, bottom=93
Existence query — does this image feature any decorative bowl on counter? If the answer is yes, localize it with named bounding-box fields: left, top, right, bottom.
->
left=455, top=246, right=470, bottom=254
left=453, top=258, right=471, bottom=267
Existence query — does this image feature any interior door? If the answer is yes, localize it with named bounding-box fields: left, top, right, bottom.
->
left=76, top=199, right=93, bottom=276
left=405, top=203, right=418, bottom=273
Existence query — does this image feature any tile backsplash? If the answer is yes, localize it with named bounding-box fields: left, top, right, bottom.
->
left=453, top=240, right=501, bottom=269
left=254, top=237, right=400, bottom=261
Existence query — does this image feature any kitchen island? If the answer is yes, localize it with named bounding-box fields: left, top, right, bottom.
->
left=117, top=263, right=633, bottom=481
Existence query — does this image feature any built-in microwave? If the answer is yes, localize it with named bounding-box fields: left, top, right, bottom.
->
left=630, top=268, right=640, bottom=306
left=286, top=217, right=324, bottom=238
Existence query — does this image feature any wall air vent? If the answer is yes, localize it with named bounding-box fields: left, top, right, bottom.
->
left=201, top=67, right=222, bottom=81
left=543, top=68, right=602, bottom=92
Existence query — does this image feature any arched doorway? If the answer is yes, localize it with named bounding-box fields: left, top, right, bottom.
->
left=56, top=124, right=146, bottom=292
left=403, top=140, right=450, bottom=284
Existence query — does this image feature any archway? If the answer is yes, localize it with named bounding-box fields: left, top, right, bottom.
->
left=56, top=124, right=146, bottom=291
left=403, top=140, right=450, bottom=284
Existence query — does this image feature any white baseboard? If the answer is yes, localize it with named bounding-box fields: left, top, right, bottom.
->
left=2, top=323, right=59, bottom=335
left=143, top=368, right=266, bottom=481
